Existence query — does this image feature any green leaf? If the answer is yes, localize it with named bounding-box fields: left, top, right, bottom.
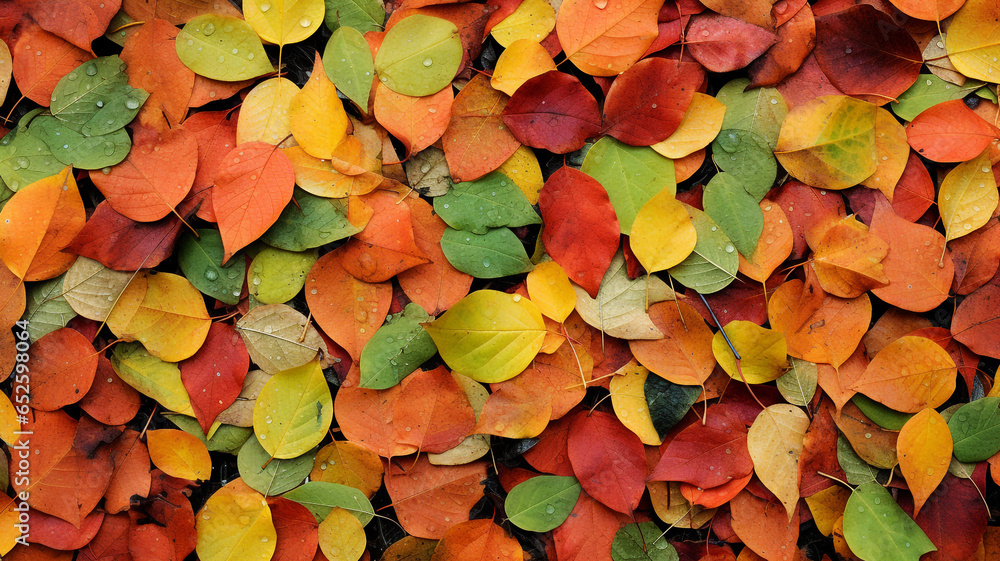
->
left=167, top=415, right=253, bottom=455
left=611, top=522, right=678, bottom=561
left=891, top=74, right=983, bottom=121
left=440, top=227, right=533, bottom=278
left=434, top=171, right=541, bottom=234
left=238, top=437, right=315, bottom=496
left=668, top=204, right=738, bottom=295
left=851, top=394, right=912, bottom=431
left=324, top=26, right=375, bottom=110
left=176, top=15, right=274, bottom=81
left=359, top=303, right=437, bottom=389
left=261, top=189, right=363, bottom=251
left=49, top=56, right=148, bottom=136
left=177, top=229, right=246, bottom=305
left=581, top=137, right=676, bottom=233
left=837, top=436, right=888, bottom=486
left=843, top=482, right=935, bottom=561
left=422, top=289, right=546, bottom=383
left=374, top=14, right=462, bottom=97
left=282, top=481, right=374, bottom=524
left=716, top=78, right=787, bottom=149
left=0, top=119, right=66, bottom=191
left=110, top=342, right=195, bottom=416
left=949, top=396, right=1000, bottom=462
left=644, top=375, right=701, bottom=438
left=29, top=116, right=132, bottom=170
left=24, top=276, right=76, bottom=343
left=324, top=0, right=385, bottom=33
left=712, top=129, right=776, bottom=201
left=247, top=247, right=318, bottom=305
left=702, top=172, right=763, bottom=257
left=504, top=475, right=581, bottom=532
left=253, top=361, right=333, bottom=459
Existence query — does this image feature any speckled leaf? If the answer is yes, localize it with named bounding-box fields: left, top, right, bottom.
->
left=253, top=361, right=333, bottom=459
left=439, top=227, right=533, bottom=278
left=359, top=303, right=437, bottom=389
left=374, top=15, right=462, bottom=97
left=435, top=172, right=540, bottom=234
left=176, top=15, right=274, bottom=81
left=504, top=475, right=581, bottom=532
left=177, top=229, right=246, bottom=305
left=842, top=482, right=935, bottom=561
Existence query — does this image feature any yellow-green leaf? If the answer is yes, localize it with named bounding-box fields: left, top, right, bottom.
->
left=237, top=77, right=300, bottom=145
left=422, top=289, right=545, bottom=383
left=609, top=363, right=661, bottom=445
left=147, top=428, right=213, bottom=481
left=318, top=507, right=366, bottom=561
left=374, top=15, right=462, bottom=97
left=712, top=320, right=788, bottom=384
left=110, top=342, right=196, bottom=416
left=176, top=15, right=274, bottom=81
left=196, top=480, right=277, bottom=561
left=775, top=95, right=877, bottom=190
left=629, top=189, right=696, bottom=273
left=747, top=404, right=810, bottom=519
left=490, top=0, right=556, bottom=47
left=939, top=149, right=998, bottom=242
left=244, top=0, right=324, bottom=46
left=253, top=360, right=333, bottom=459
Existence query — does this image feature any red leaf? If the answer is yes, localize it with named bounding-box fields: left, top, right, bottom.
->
left=891, top=151, right=935, bottom=222
left=442, top=74, right=520, bottom=182
left=267, top=497, right=319, bottom=561
left=78, top=355, right=142, bottom=426
left=551, top=492, right=632, bottom=561
left=567, top=409, right=646, bottom=514
left=522, top=410, right=576, bottom=476
left=502, top=71, right=602, bottom=154
left=952, top=284, right=1000, bottom=359
left=65, top=201, right=183, bottom=271
left=601, top=57, right=701, bottom=146
left=813, top=5, right=921, bottom=103
left=383, top=456, right=487, bottom=539
left=182, top=109, right=240, bottom=223
left=686, top=13, right=778, bottom=73
left=648, top=404, right=753, bottom=488
left=538, top=166, right=620, bottom=298
left=29, top=510, right=104, bottom=550
left=907, top=474, right=989, bottom=561
left=180, top=322, right=250, bottom=433
left=25, top=327, right=98, bottom=411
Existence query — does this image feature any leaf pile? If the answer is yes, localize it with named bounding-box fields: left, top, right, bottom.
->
left=3, top=0, right=1000, bottom=560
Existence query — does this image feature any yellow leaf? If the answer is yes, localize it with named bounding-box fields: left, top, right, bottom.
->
left=946, top=0, right=1000, bottom=83
left=497, top=143, right=545, bottom=204
left=491, top=0, right=556, bottom=47
left=311, top=441, right=384, bottom=498
left=290, top=53, right=351, bottom=159
left=237, top=77, right=300, bottom=145
left=747, top=404, right=810, bottom=520
left=804, top=486, right=851, bottom=536
left=938, top=148, right=998, bottom=242
left=651, top=93, right=727, bottom=159
left=609, top=362, right=661, bottom=445
left=318, top=507, right=366, bottom=561
left=775, top=96, right=877, bottom=190
left=629, top=189, right=696, bottom=273
left=422, top=290, right=546, bottom=383
left=147, top=428, right=212, bottom=480
left=253, top=360, right=333, bottom=459
left=0, top=391, right=18, bottom=447
left=712, top=320, right=788, bottom=384
left=110, top=342, right=196, bottom=416
left=859, top=107, right=908, bottom=198
left=491, top=39, right=556, bottom=97
left=244, top=0, right=325, bottom=45
left=196, top=480, right=277, bottom=561
left=282, top=145, right=380, bottom=198
left=107, top=272, right=211, bottom=362
left=897, top=408, right=952, bottom=517
left=525, top=261, right=575, bottom=322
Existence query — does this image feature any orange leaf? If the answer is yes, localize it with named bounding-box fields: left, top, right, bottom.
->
left=0, top=167, right=85, bottom=281
left=729, top=491, right=799, bottom=561
left=393, top=366, right=476, bottom=454
left=335, top=382, right=418, bottom=458
left=739, top=199, right=793, bottom=282
left=10, top=21, right=93, bottom=105
left=906, top=99, right=1000, bottom=163
left=809, top=216, right=889, bottom=299
left=25, top=327, right=98, bottom=411
left=383, top=455, right=487, bottom=538
left=869, top=195, right=953, bottom=312
left=89, top=123, right=198, bottom=222
left=119, top=18, right=195, bottom=130
left=768, top=278, right=871, bottom=369
left=104, top=430, right=151, bottom=514
left=146, top=429, right=212, bottom=481
left=897, top=408, right=952, bottom=517
left=628, top=299, right=715, bottom=386
left=555, top=0, right=662, bottom=76
left=310, top=441, right=384, bottom=499
left=213, top=141, right=295, bottom=262
left=442, top=74, right=520, bottom=182
left=340, top=191, right=430, bottom=283
left=306, top=249, right=392, bottom=361
left=374, top=82, right=453, bottom=161
left=850, top=335, right=956, bottom=413
left=397, top=196, right=474, bottom=316
left=431, top=519, right=523, bottom=561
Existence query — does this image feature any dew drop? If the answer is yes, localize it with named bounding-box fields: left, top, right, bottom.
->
left=545, top=504, right=555, bottom=514
left=423, top=58, right=433, bottom=67
left=202, top=23, right=216, bottom=36
left=260, top=2, right=271, bottom=11
left=299, top=18, right=312, bottom=27
left=482, top=257, right=491, bottom=268
left=204, top=270, right=219, bottom=281
left=125, top=99, right=140, bottom=110
left=724, top=244, right=735, bottom=253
